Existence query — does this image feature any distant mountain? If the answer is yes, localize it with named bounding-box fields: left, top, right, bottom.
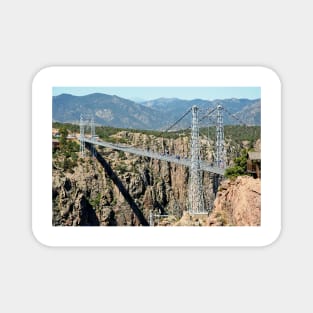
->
left=141, top=97, right=261, bottom=128
left=52, top=93, right=261, bottom=130
left=232, top=100, right=261, bottom=125
left=143, top=98, right=189, bottom=111
left=52, top=93, right=163, bottom=129
left=128, top=97, right=147, bottom=103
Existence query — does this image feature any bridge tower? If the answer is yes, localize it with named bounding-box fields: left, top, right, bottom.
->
left=215, top=104, right=225, bottom=168
left=213, top=104, right=225, bottom=195
left=188, top=105, right=205, bottom=214
left=80, top=114, right=85, bottom=157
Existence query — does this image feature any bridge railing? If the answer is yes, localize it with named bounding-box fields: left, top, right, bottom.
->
left=84, top=137, right=225, bottom=175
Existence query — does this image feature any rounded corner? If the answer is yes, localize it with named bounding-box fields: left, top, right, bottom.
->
left=258, top=66, right=282, bottom=87
left=31, top=225, right=53, bottom=248
left=32, top=66, right=57, bottom=88
left=260, top=225, right=282, bottom=248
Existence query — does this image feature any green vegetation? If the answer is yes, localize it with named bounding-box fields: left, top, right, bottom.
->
left=114, top=163, right=127, bottom=174
left=90, top=193, right=101, bottom=209
left=53, top=125, right=79, bottom=173
left=225, top=125, right=260, bottom=143
left=118, top=151, right=126, bottom=160
left=53, top=122, right=79, bottom=134
left=53, top=121, right=260, bottom=145
left=53, top=122, right=188, bottom=144
left=201, top=125, right=260, bottom=144
left=96, top=126, right=124, bottom=141
left=96, top=126, right=185, bottom=141
left=224, top=149, right=250, bottom=179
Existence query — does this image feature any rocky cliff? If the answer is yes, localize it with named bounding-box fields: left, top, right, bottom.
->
left=207, top=176, right=261, bottom=226
left=53, top=132, right=199, bottom=226
left=52, top=130, right=260, bottom=226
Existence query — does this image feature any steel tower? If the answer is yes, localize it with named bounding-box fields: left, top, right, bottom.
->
left=212, top=104, right=225, bottom=196
left=188, top=105, right=205, bottom=214
left=215, top=104, right=225, bottom=168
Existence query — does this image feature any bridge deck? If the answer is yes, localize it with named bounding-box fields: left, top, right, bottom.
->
left=84, top=138, right=225, bottom=175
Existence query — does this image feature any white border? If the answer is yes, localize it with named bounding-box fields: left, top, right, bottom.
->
left=32, top=66, right=281, bottom=247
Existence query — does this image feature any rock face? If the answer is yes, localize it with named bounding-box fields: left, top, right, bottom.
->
left=53, top=132, right=198, bottom=226
left=208, top=176, right=261, bottom=226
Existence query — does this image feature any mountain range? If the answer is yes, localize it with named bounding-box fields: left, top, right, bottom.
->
left=52, top=93, right=260, bottom=130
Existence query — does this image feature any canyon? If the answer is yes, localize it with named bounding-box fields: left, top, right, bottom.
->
left=52, top=130, right=261, bottom=226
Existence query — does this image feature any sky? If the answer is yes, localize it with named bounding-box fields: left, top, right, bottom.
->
left=52, top=87, right=260, bottom=101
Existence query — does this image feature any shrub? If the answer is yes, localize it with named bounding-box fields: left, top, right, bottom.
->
left=224, top=149, right=249, bottom=179
left=115, top=163, right=127, bottom=174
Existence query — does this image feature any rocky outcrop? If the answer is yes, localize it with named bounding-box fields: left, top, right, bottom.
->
left=207, top=176, right=261, bottom=226
left=174, top=212, right=208, bottom=226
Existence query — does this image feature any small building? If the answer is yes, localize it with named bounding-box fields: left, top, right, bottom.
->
left=52, top=139, right=60, bottom=151
left=247, top=151, right=261, bottom=178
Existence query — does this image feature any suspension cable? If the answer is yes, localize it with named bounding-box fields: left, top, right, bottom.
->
left=207, top=107, right=217, bottom=117
left=198, top=107, right=217, bottom=123
left=223, top=107, right=247, bottom=126
left=163, top=107, right=192, bottom=132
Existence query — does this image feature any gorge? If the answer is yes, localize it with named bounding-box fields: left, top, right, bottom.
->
left=52, top=127, right=261, bottom=226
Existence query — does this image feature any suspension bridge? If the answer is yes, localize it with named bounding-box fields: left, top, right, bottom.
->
left=79, top=104, right=246, bottom=215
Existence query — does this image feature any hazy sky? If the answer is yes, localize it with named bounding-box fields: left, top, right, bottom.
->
left=52, top=86, right=260, bottom=101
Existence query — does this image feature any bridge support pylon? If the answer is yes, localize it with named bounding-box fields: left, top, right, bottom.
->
left=215, top=104, right=225, bottom=168
left=188, top=105, right=205, bottom=214
left=213, top=104, right=225, bottom=197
